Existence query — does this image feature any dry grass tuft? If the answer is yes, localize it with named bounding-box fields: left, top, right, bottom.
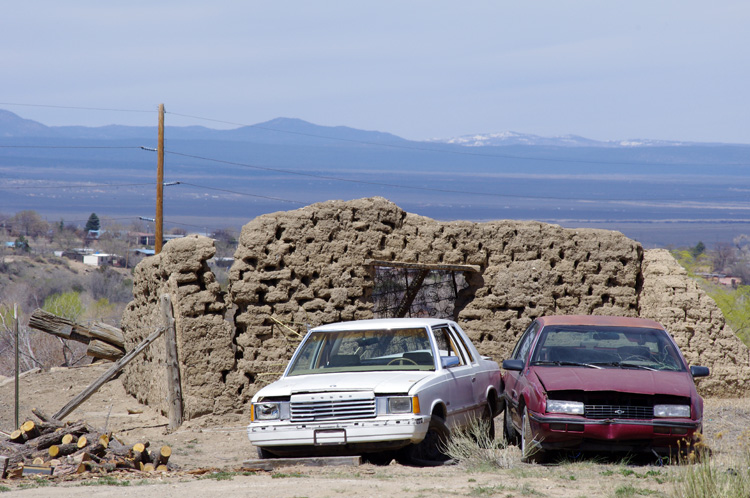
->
left=442, top=417, right=521, bottom=470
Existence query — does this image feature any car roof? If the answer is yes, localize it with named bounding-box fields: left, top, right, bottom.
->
left=534, top=315, right=664, bottom=329
left=310, top=317, right=455, bottom=332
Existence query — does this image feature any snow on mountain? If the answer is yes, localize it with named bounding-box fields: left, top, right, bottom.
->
left=428, top=131, right=696, bottom=148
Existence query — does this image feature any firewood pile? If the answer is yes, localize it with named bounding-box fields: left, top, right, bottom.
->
left=0, top=410, right=173, bottom=479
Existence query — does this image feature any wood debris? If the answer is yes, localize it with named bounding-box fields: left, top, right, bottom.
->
left=0, top=410, right=174, bottom=479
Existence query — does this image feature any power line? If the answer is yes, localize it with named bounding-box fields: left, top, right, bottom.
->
left=0, top=182, right=153, bottom=190
left=0, top=145, right=143, bottom=150
left=178, top=182, right=305, bottom=205
left=0, top=102, right=154, bottom=113
left=162, top=149, right=750, bottom=204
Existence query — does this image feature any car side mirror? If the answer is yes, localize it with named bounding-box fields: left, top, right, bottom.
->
left=441, top=356, right=460, bottom=369
left=502, top=359, right=524, bottom=371
left=690, top=366, right=710, bottom=378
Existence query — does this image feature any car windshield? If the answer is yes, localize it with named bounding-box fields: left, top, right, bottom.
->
left=287, top=327, right=435, bottom=376
left=529, top=325, right=685, bottom=372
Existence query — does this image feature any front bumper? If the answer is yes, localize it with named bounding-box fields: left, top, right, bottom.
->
left=529, top=411, right=701, bottom=453
left=248, top=415, right=430, bottom=452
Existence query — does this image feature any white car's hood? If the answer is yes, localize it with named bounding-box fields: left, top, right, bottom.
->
left=254, top=371, right=433, bottom=399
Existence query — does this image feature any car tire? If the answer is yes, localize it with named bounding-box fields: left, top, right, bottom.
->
left=520, top=406, right=545, bottom=463
left=256, top=446, right=276, bottom=459
left=397, top=415, right=450, bottom=466
left=503, top=404, right=520, bottom=446
left=478, top=403, right=496, bottom=449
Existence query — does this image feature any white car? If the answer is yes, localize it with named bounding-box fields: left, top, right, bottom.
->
left=247, top=318, right=502, bottom=465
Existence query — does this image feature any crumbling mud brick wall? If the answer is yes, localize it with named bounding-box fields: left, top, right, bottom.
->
left=121, top=197, right=750, bottom=420
left=120, top=235, right=235, bottom=419
left=638, top=249, right=750, bottom=396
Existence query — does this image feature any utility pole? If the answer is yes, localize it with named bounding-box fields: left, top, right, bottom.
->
left=14, top=303, right=19, bottom=429
left=156, top=103, right=165, bottom=254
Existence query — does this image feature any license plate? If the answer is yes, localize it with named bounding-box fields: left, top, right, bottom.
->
left=314, top=428, right=347, bottom=446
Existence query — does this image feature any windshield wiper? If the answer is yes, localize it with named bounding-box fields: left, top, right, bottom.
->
left=531, top=360, right=602, bottom=369
left=590, top=361, right=657, bottom=371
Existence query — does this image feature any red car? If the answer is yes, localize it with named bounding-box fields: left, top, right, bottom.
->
left=501, top=315, right=709, bottom=462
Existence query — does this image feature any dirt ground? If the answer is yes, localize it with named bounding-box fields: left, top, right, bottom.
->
left=1, top=364, right=749, bottom=497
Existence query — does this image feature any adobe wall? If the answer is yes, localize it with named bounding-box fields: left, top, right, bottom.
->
left=120, top=235, right=235, bottom=419
left=120, top=198, right=750, bottom=419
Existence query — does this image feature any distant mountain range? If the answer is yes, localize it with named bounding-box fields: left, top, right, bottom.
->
left=0, top=109, right=725, bottom=148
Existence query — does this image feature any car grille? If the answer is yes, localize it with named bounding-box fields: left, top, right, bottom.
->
left=585, top=404, right=653, bottom=420
left=290, top=392, right=376, bottom=422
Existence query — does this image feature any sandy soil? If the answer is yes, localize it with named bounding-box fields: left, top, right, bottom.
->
left=1, top=364, right=748, bottom=497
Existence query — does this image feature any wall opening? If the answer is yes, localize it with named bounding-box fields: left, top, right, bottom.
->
left=366, top=260, right=478, bottom=320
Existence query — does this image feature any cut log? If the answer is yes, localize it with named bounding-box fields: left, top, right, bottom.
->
left=131, top=442, right=150, bottom=465
left=9, top=430, right=25, bottom=443
left=20, top=420, right=40, bottom=440
left=52, top=325, right=166, bottom=420
left=154, top=445, right=171, bottom=467
left=48, top=443, right=79, bottom=458
left=98, top=434, right=110, bottom=448
left=77, top=435, right=88, bottom=449
left=32, top=457, right=45, bottom=465
left=86, top=339, right=125, bottom=361
left=61, top=434, right=76, bottom=445
left=156, top=464, right=168, bottom=472
left=142, top=462, right=155, bottom=472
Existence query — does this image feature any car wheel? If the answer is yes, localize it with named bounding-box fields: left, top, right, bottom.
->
left=503, top=405, right=520, bottom=446
left=397, top=415, right=450, bottom=466
left=256, top=446, right=276, bottom=459
left=521, top=406, right=545, bottom=463
left=478, top=403, right=496, bottom=449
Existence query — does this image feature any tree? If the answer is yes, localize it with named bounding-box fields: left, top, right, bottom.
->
left=10, top=210, right=48, bottom=237
left=14, top=235, right=30, bottom=252
left=85, top=213, right=100, bottom=232
left=690, top=241, right=706, bottom=259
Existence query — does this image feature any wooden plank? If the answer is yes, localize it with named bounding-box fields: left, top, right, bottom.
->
left=52, top=326, right=165, bottom=421
left=29, top=309, right=126, bottom=349
left=241, top=455, right=361, bottom=471
left=86, top=339, right=125, bottom=361
left=28, top=309, right=76, bottom=339
left=365, top=259, right=480, bottom=273
left=161, top=295, right=183, bottom=432
left=84, top=323, right=125, bottom=349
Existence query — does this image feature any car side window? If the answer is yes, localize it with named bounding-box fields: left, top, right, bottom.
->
left=433, top=326, right=467, bottom=366
left=449, top=325, right=476, bottom=364
left=512, top=322, right=539, bottom=363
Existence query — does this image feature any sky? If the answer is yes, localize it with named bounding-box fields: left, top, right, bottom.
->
left=3, top=1, right=749, bottom=144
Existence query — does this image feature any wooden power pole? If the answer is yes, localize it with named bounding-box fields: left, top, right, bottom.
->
left=155, top=103, right=165, bottom=254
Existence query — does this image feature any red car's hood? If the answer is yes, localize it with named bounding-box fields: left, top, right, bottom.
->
left=531, top=367, right=695, bottom=397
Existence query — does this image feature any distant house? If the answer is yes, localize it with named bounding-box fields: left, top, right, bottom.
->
left=83, top=253, right=124, bottom=267
left=698, top=272, right=742, bottom=288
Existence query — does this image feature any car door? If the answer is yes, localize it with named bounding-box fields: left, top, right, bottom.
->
left=504, top=321, right=540, bottom=430
left=449, top=323, right=487, bottom=418
left=432, top=325, right=475, bottom=428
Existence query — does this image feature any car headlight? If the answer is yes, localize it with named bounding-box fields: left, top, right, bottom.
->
left=654, top=404, right=691, bottom=418
left=254, top=402, right=281, bottom=420
left=388, top=396, right=415, bottom=414
left=546, top=400, right=584, bottom=415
